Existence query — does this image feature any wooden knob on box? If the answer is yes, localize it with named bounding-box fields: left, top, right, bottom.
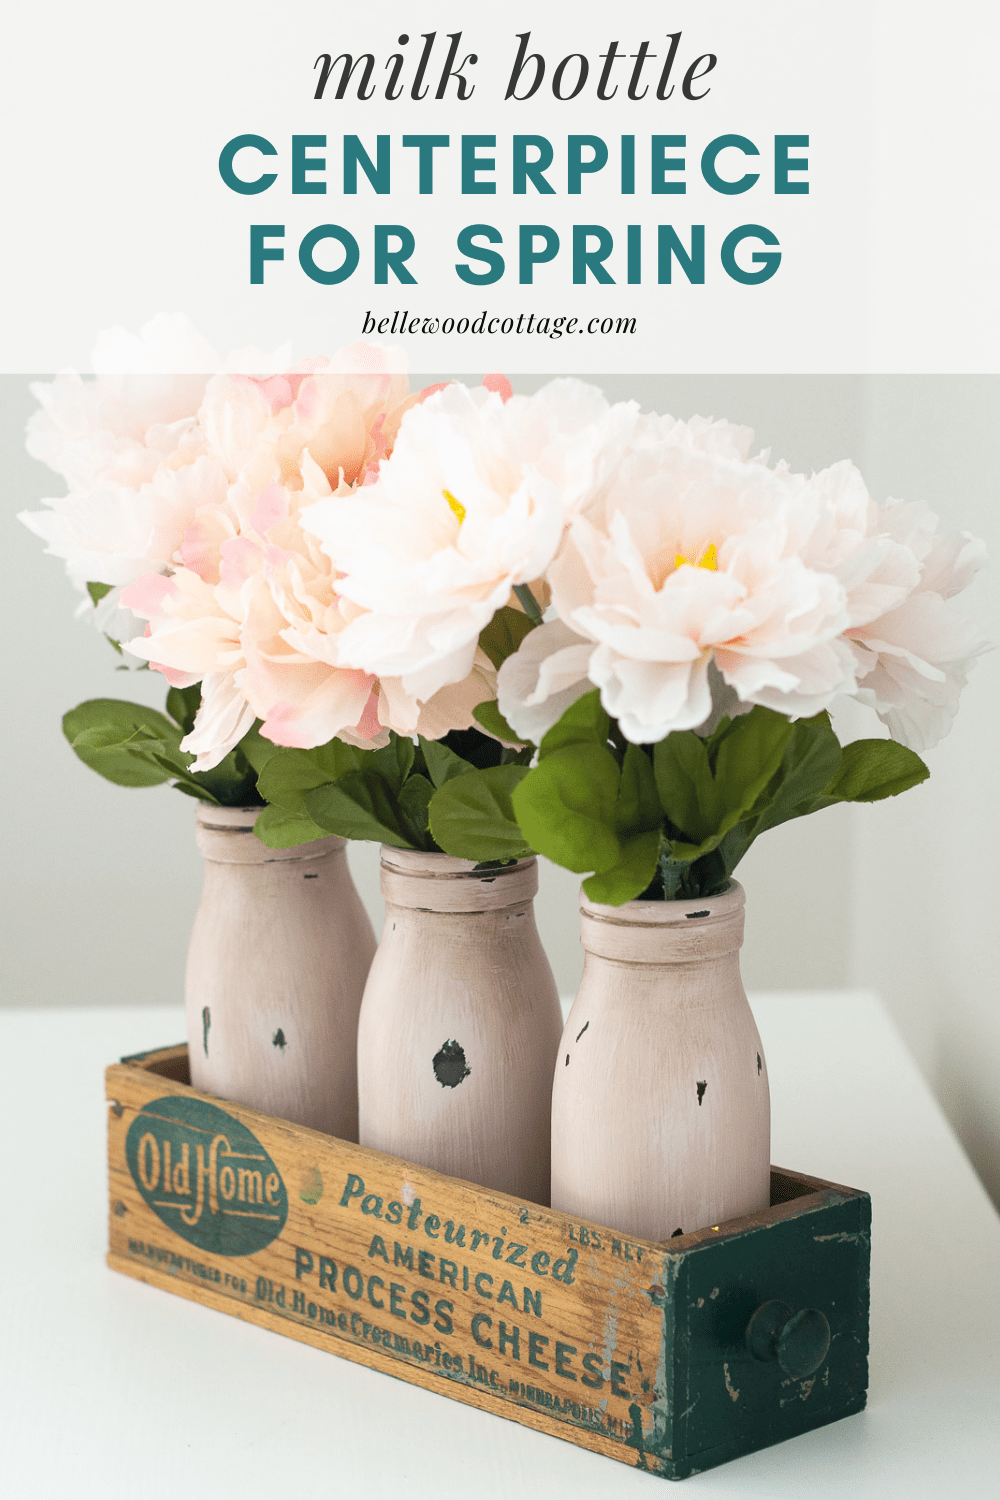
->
left=745, top=1299, right=831, bottom=1380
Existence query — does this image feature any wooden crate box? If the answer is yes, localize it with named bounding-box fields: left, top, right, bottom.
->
left=106, top=1043, right=870, bottom=1481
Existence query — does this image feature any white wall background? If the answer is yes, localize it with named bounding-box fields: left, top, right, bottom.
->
left=3, top=373, right=997, bottom=1203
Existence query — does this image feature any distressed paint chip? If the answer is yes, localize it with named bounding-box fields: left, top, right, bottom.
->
left=273, top=1028, right=287, bottom=1050
left=202, top=1006, right=211, bottom=1057
left=696, top=1080, right=707, bottom=1106
left=300, top=1166, right=323, bottom=1205
left=433, top=1039, right=471, bottom=1088
left=627, top=1401, right=649, bottom=1471
left=780, top=1377, right=816, bottom=1408
left=723, top=1363, right=740, bottom=1402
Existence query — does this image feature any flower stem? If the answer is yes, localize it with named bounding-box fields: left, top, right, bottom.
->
left=513, top=584, right=543, bottom=624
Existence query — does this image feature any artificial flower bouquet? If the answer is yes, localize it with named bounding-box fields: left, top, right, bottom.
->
left=21, top=317, right=988, bottom=1221
left=22, top=317, right=986, bottom=899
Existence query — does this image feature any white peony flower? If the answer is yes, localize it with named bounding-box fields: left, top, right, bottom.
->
left=20, top=455, right=230, bottom=590
left=20, top=315, right=299, bottom=620
left=844, top=499, right=988, bottom=751
left=24, top=315, right=218, bottom=494
left=499, top=432, right=987, bottom=752
left=303, top=378, right=645, bottom=705
left=494, top=617, right=596, bottom=745
left=499, top=428, right=860, bottom=744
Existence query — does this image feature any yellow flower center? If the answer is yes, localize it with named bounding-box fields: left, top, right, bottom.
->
left=442, top=489, right=466, bottom=525
left=673, top=541, right=717, bottom=573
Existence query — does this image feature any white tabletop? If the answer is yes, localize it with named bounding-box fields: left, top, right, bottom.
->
left=1, top=993, right=998, bottom=1498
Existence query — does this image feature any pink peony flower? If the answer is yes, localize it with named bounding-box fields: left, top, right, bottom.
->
left=122, top=363, right=494, bottom=769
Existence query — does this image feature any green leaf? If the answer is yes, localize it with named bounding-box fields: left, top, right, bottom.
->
left=252, top=738, right=366, bottom=845
left=614, top=743, right=661, bottom=836
left=537, top=690, right=610, bottom=760
left=397, top=773, right=436, bottom=845
left=256, top=741, right=362, bottom=813
left=63, top=699, right=182, bottom=744
left=506, top=698, right=930, bottom=903
left=653, top=732, right=716, bottom=842
left=818, top=738, right=930, bottom=805
left=583, top=830, right=661, bottom=906
left=429, top=765, right=532, bottom=861
left=701, top=713, right=734, bottom=759
left=712, top=707, right=795, bottom=818
left=61, top=696, right=252, bottom=804
left=478, top=605, right=536, bottom=669
left=654, top=708, right=795, bottom=856
left=512, top=744, right=622, bottom=874
left=472, top=699, right=525, bottom=745
left=143, top=746, right=221, bottom=803
left=661, top=830, right=728, bottom=865
left=659, top=713, right=851, bottom=889
left=153, top=693, right=261, bottom=806
left=66, top=724, right=176, bottom=788
left=500, top=744, right=534, bottom=767
left=63, top=700, right=188, bottom=789
left=86, top=581, right=113, bottom=607
left=420, top=736, right=476, bottom=789
left=752, top=715, right=843, bottom=834
left=165, top=683, right=202, bottom=735
left=253, top=802, right=331, bottom=849
left=194, top=746, right=261, bottom=808
left=712, top=818, right=758, bottom=880
left=694, top=715, right=841, bottom=874
left=371, top=734, right=415, bottom=797
left=235, top=722, right=281, bottom=776
left=164, top=776, right=221, bottom=805
left=306, top=773, right=414, bottom=848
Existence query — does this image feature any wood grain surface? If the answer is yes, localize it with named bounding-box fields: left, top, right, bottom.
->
left=107, top=1044, right=869, bottom=1480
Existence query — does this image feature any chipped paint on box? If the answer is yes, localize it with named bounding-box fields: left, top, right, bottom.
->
left=106, top=1044, right=870, bottom=1480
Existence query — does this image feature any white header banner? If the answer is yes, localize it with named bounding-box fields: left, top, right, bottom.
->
left=4, top=0, right=997, bottom=371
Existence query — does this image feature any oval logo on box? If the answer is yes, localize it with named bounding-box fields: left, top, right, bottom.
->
left=125, top=1096, right=287, bottom=1256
